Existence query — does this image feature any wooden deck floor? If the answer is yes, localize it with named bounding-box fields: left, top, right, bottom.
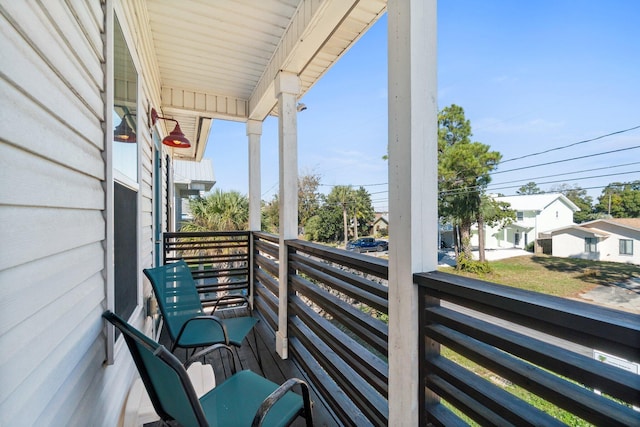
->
left=155, top=307, right=341, bottom=427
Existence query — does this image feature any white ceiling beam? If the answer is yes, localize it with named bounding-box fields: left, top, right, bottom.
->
left=249, top=0, right=360, bottom=120
left=161, top=86, right=248, bottom=120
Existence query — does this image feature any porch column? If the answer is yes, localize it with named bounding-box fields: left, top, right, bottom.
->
left=247, top=119, right=262, bottom=308
left=388, top=0, right=438, bottom=425
left=275, top=71, right=300, bottom=359
left=247, top=120, right=262, bottom=231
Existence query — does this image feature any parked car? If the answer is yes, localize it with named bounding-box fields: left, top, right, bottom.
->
left=346, top=237, right=388, bottom=253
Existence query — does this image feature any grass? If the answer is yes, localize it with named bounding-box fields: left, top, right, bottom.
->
left=440, top=254, right=639, bottom=298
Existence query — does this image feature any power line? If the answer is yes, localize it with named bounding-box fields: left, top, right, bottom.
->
left=492, top=145, right=640, bottom=175
left=500, top=124, right=640, bottom=164
left=488, top=161, right=640, bottom=188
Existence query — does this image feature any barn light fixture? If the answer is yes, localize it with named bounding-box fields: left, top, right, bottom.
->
left=113, top=114, right=136, bottom=143
left=150, top=108, right=191, bottom=148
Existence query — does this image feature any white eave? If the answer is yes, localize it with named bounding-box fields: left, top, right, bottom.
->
left=145, top=0, right=387, bottom=161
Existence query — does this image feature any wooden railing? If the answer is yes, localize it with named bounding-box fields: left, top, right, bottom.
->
left=162, top=231, right=250, bottom=308
left=253, top=233, right=389, bottom=426
left=416, top=271, right=640, bottom=426
left=167, top=231, right=639, bottom=426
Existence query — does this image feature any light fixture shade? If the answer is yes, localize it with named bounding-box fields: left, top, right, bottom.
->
left=114, top=117, right=136, bottom=143
left=151, top=108, right=191, bottom=148
left=162, top=123, right=191, bottom=148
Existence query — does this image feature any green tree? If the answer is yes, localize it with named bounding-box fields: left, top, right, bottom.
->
left=550, top=184, right=594, bottom=223
left=184, top=189, right=248, bottom=231
left=351, top=186, right=375, bottom=239
left=261, top=194, right=279, bottom=233
left=298, top=171, right=322, bottom=231
left=326, top=185, right=355, bottom=246
left=596, top=181, right=640, bottom=217
left=517, top=182, right=543, bottom=195
left=438, top=105, right=501, bottom=262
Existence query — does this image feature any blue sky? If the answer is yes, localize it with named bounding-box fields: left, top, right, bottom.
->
left=206, top=1, right=640, bottom=212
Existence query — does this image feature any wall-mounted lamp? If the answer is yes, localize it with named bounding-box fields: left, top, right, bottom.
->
left=297, top=103, right=307, bottom=112
left=150, top=108, right=191, bottom=148
left=114, top=114, right=136, bottom=143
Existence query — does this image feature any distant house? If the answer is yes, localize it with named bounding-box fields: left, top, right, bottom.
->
left=473, top=193, right=580, bottom=250
left=548, top=218, right=640, bottom=264
left=372, top=213, right=389, bottom=237
left=173, top=159, right=216, bottom=228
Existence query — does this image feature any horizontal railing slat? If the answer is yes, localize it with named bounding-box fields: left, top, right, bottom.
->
left=290, top=254, right=388, bottom=312
left=426, top=374, right=516, bottom=427
left=426, top=305, right=640, bottom=406
left=427, top=356, right=563, bottom=427
left=287, top=239, right=388, bottom=280
left=290, top=274, right=388, bottom=355
left=415, top=271, right=640, bottom=362
left=427, top=323, right=638, bottom=426
left=289, top=317, right=388, bottom=425
left=290, top=295, right=388, bottom=396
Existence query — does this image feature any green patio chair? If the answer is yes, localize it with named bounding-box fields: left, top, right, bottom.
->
left=103, top=311, right=313, bottom=427
left=143, top=260, right=260, bottom=365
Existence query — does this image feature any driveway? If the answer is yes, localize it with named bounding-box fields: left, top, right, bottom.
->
left=579, top=277, right=640, bottom=313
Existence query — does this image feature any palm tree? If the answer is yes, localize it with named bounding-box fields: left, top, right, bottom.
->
left=181, top=190, right=249, bottom=288
left=183, top=189, right=249, bottom=232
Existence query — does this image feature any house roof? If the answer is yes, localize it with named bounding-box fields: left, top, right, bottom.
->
left=548, top=225, right=609, bottom=238
left=495, top=193, right=580, bottom=212
left=145, top=1, right=387, bottom=161
left=579, top=218, right=640, bottom=232
left=173, top=159, right=216, bottom=191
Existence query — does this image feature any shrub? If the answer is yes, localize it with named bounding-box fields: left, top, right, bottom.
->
left=457, top=254, right=493, bottom=274
left=525, top=241, right=535, bottom=253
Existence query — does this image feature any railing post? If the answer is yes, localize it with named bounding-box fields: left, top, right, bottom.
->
left=275, top=71, right=300, bottom=359
left=388, top=0, right=438, bottom=425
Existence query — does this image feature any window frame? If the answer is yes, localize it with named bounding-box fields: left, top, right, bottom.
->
left=105, top=6, right=143, bottom=364
left=619, top=239, right=633, bottom=256
left=584, top=237, right=598, bottom=253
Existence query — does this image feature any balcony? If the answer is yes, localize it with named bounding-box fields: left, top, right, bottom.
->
left=162, top=231, right=639, bottom=426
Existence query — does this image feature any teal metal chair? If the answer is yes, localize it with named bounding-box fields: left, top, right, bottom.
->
left=144, top=260, right=260, bottom=367
left=103, top=311, right=313, bottom=427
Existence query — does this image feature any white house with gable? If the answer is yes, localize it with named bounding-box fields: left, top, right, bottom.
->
left=473, top=193, right=580, bottom=250
left=549, top=218, right=640, bottom=264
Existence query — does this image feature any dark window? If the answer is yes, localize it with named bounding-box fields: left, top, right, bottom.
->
left=114, top=182, right=138, bottom=322
left=585, top=237, right=597, bottom=253
left=619, top=239, right=633, bottom=255
left=516, top=211, right=524, bottom=221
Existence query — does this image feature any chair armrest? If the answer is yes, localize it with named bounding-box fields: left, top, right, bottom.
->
left=185, top=343, right=237, bottom=374
left=210, top=294, right=252, bottom=314
left=251, top=378, right=313, bottom=427
left=175, top=315, right=230, bottom=347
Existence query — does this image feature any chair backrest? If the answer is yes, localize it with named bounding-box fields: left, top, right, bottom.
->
left=143, top=260, right=205, bottom=341
left=103, top=311, right=209, bottom=427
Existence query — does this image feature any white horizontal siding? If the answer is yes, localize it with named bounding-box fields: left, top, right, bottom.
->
left=0, top=1, right=137, bottom=426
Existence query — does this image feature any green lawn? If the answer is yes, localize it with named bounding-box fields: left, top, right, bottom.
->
left=440, top=254, right=639, bottom=298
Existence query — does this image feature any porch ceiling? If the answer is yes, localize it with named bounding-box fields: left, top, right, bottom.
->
left=146, top=0, right=386, bottom=161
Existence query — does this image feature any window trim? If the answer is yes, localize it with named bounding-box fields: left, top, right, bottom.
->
left=619, top=239, right=633, bottom=256
left=584, top=237, right=598, bottom=253
left=105, top=5, right=143, bottom=364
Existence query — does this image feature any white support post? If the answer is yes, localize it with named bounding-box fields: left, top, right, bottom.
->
left=387, top=0, right=438, bottom=425
left=247, top=120, right=263, bottom=232
left=247, top=119, right=262, bottom=308
left=274, top=71, right=300, bottom=359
